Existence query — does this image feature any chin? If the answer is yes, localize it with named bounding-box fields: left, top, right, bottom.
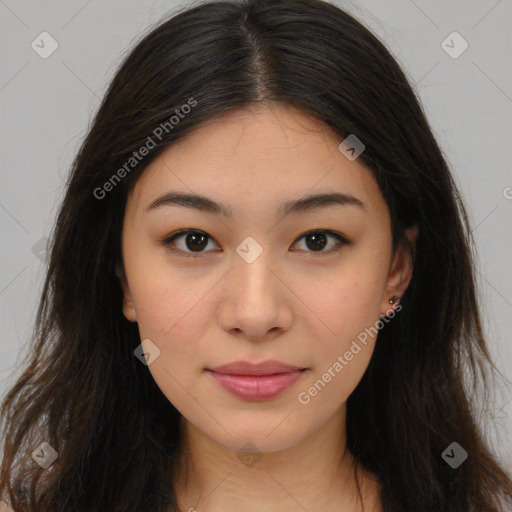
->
left=201, top=416, right=308, bottom=455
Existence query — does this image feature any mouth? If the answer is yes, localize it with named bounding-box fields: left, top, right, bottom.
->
left=205, top=360, right=308, bottom=401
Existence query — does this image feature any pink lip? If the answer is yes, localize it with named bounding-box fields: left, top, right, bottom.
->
left=206, top=360, right=307, bottom=401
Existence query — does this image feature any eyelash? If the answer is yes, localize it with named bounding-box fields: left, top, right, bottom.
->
left=160, top=229, right=351, bottom=259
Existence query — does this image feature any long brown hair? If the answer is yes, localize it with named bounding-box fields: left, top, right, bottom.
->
left=1, top=0, right=511, bottom=510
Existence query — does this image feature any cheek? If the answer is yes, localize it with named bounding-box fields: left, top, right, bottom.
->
left=301, top=259, right=387, bottom=401
left=298, top=293, right=378, bottom=414
left=316, top=268, right=384, bottom=348
left=124, top=234, right=213, bottom=332
left=128, top=269, right=215, bottom=415
left=130, top=269, right=213, bottom=353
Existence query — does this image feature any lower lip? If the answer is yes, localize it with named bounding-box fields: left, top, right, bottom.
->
left=207, top=369, right=306, bottom=400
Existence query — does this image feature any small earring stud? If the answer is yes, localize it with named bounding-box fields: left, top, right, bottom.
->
left=389, top=295, right=400, bottom=305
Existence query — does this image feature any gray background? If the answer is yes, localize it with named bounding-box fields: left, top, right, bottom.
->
left=1, top=0, right=511, bottom=472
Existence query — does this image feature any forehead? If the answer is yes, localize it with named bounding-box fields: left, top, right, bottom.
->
left=162, top=103, right=344, bottom=169
left=126, top=103, right=385, bottom=217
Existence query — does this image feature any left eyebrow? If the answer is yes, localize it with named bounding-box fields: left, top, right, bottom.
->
left=145, top=191, right=366, bottom=217
left=280, top=192, right=365, bottom=216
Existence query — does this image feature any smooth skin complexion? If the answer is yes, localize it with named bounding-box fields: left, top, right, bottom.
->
left=118, top=102, right=418, bottom=512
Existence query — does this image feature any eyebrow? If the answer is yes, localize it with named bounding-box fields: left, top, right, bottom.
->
left=145, top=191, right=365, bottom=217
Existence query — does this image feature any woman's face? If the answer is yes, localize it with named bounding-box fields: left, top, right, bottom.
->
left=119, top=103, right=416, bottom=453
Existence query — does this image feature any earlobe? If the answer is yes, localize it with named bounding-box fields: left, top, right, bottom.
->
left=115, top=260, right=138, bottom=323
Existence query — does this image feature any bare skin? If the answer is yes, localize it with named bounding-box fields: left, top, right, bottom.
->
left=171, top=405, right=383, bottom=512
left=118, top=102, right=417, bottom=512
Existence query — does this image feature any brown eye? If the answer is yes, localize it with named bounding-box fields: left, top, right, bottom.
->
left=162, top=229, right=219, bottom=258
left=292, top=230, right=349, bottom=254
left=181, top=232, right=209, bottom=251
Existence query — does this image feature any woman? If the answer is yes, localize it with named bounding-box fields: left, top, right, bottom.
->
left=1, top=0, right=511, bottom=510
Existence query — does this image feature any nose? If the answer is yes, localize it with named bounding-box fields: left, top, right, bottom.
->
left=218, top=250, right=293, bottom=342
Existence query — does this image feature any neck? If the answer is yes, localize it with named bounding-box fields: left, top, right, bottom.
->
left=171, top=406, right=380, bottom=512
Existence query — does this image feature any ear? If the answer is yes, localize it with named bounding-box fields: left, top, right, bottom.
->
left=115, top=260, right=138, bottom=323
left=380, top=224, right=419, bottom=316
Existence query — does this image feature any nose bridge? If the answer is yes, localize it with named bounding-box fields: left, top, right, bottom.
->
left=221, top=237, right=287, bottom=337
left=233, top=238, right=278, bottom=305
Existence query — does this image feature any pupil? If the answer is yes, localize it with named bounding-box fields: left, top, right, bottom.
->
left=187, top=233, right=207, bottom=251
left=307, top=233, right=327, bottom=251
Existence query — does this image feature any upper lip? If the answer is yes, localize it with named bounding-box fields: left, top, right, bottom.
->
left=207, top=360, right=306, bottom=376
